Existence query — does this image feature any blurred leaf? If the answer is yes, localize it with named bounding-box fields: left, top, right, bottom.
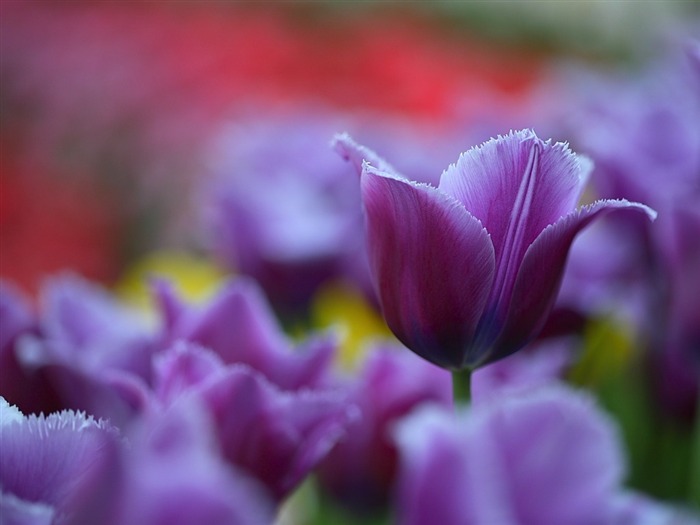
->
left=691, top=391, right=700, bottom=507
left=569, top=316, right=634, bottom=387
left=596, top=359, right=694, bottom=503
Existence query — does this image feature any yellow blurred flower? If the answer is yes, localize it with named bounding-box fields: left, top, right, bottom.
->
left=311, top=281, right=392, bottom=370
left=116, top=251, right=228, bottom=314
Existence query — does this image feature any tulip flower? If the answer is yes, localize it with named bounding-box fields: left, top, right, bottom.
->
left=564, top=45, right=700, bottom=422
left=151, top=342, right=357, bottom=502
left=206, top=110, right=467, bottom=311
left=154, top=277, right=337, bottom=391
left=393, top=385, right=688, bottom=525
left=196, top=364, right=356, bottom=501
left=1, top=276, right=156, bottom=423
left=81, top=398, right=275, bottom=525
left=650, top=203, right=700, bottom=422
left=0, top=282, right=59, bottom=415
left=471, top=337, right=572, bottom=403
left=0, top=397, right=119, bottom=525
left=316, top=344, right=451, bottom=514
left=8, top=274, right=156, bottom=425
left=336, top=130, right=656, bottom=381
left=39, top=274, right=155, bottom=381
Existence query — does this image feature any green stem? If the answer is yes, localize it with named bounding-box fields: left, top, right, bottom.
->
left=452, top=368, right=472, bottom=407
left=690, top=389, right=700, bottom=507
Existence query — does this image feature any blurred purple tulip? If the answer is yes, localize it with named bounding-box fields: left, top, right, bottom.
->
left=155, top=277, right=337, bottom=391
left=194, top=364, right=356, bottom=501
left=556, top=217, right=652, bottom=329
left=152, top=340, right=356, bottom=501
left=316, top=345, right=451, bottom=514
left=337, top=129, right=655, bottom=370
left=690, top=40, right=700, bottom=73
left=0, top=397, right=118, bottom=525
left=152, top=340, right=226, bottom=406
left=0, top=282, right=62, bottom=415
left=394, top=385, right=626, bottom=525
left=563, top=45, right=700, bottom=421
left=205, top=112, right=364, bottom=311
left=204, top=109, right=467, bottom=311
left=569, top=55, right=700, bottom=212
left=67, top=397, right=275, bottom=525
left=39, top=274, right=155, bottom=381
left=472, top=336, right=572, bottom=403
left=650, top=203, right=700, bottom=421
left=1, top=275, right=155, bottom=423
left=0, top=282, right=34, bottom=354
left=611, top=491, right=700, bottom=525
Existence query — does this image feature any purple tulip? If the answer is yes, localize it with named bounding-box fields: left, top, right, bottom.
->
left=0, top=281, right=62, bottom=416
left=0, top=282, right=34, bottom=355
left=152, top=340, right=226, bottom=406
left=205, top=109, right=465, bottom=310
left=316, top=344, right=451, bottom=514
left=152, top=341, right=356, bottom=502
left=194, top=364, right=356, bottom=501
left=0, top=397, right=118, bottom=525
left=63, top=396, right=275, bottom=525
left=337, top=129, right=655, bottom=370
left=204, top=111, right=364, bottom=310
left=471, top=336, right=572, bottom=404
left=555, top=218, right=651, bottom=330
left=562, top=45, right=700, bottom=422
left=9, top=274, right=156, bottom=424
left=39, top=274, right=155, bottom=381
left=155, top=277, right=337, bottom=391
left=649, top=202, right=700, bottom=421
left=393, top=385, right=626, bottom=525
left=611, top=491, right=700, bottom=525
left=1, top=276, right=156, bottom=423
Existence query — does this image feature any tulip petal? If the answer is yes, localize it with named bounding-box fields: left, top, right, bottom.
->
left=171, top=278, right=335, bottom=390
left=439, top=130, right=591, bottom=322
left=0, top=283, right=47, bottom=413
left=85, top=397, right=275, bottom=525
left=333, top=132, right=402, bottom=178
left=153, top=341, right=226, bottom=405
left=197, top=365, right=355, bottom=500
left=484, top=199, right=657, bottom=367
left=0, top=399, right=118, bottom=516
left=394, top=385, right=626, bottom=525
left=40, top=274, right=155, bottom=379
left=689, top=39, right=700, bottom=74
left=362, top=164, right=495, bottom=369
left=316, top=345, right=451, bottom=512
left=0, top=492, right=55, bottom=525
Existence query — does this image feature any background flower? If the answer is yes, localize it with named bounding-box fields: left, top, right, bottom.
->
left=394, top=385, right=647, bottom=525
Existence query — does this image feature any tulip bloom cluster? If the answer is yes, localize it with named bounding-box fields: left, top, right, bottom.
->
left=1, top=2, right=699, bottom=522
left=0, top=275, right=357, bottom=522
left=2, top=123, right=694, bottom=523
left=560, top=46, right=700, bottom=423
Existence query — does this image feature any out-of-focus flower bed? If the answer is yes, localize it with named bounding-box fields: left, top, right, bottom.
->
left=1, top=2, right=699, bottom=524
left=1, top=1, right=541, bottom=294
